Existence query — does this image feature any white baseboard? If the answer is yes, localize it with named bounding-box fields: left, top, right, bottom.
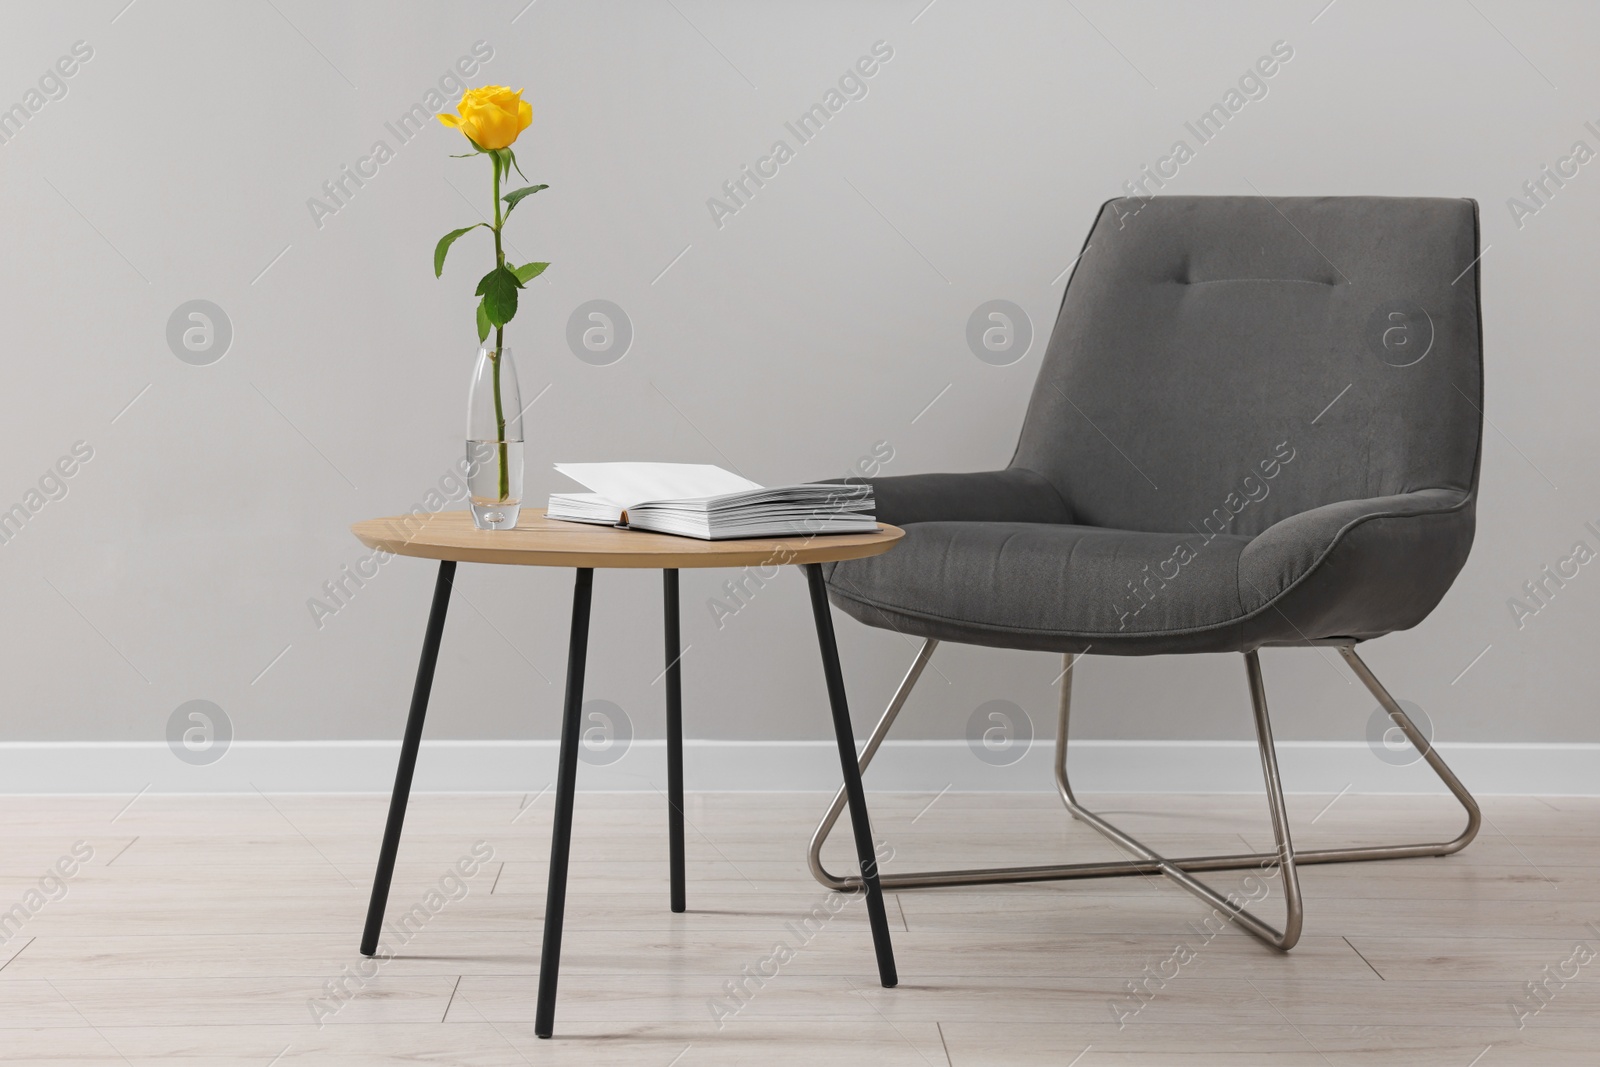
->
left=0, top=739, right=1594, bottom=795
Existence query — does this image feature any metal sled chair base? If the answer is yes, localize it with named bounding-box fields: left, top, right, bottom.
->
left=808, top=639, right=1481, bottom=951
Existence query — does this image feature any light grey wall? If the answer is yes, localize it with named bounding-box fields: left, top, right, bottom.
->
left=0, top=0, right=1594, bottom=752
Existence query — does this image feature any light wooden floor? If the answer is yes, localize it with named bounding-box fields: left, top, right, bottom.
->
left=2, top=790, right=1597, bottom=1065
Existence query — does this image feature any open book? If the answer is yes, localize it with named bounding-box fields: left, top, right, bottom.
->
left=546, top=462, right=877, bottom=540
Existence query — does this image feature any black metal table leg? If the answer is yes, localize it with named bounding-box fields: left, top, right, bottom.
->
left=663, top=569, right=686, bottom=914
left=535, top=567, right=595, bottom=1039
left=802, top=563, right=898, bottom=988
left=361, top=560, right=456, bottom=957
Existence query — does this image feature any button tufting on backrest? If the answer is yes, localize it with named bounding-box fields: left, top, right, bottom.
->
left=1010, top=195, right=1482, bottom=538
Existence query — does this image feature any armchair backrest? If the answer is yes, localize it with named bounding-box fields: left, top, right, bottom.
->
left=1011, top=196, right=1483, bottom=536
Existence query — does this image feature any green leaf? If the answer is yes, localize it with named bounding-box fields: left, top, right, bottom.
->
left=512, top=261, right=549, bottom=284
left=433, top=224, right=485, bottom=278
left=507, top=148, right=529, bottom=182
left=475, top=298, right=491, bottom=343
left=502, top=184, right=548, bottom=217
left=475, top=266, right=521, bottom=326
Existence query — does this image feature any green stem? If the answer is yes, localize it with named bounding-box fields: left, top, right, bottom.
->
left=491, top=330, right=508, bottom=502
left=490, top=154, right=509, bottom=503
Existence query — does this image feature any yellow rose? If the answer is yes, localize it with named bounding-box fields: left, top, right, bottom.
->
left=437, top=86, right=533, bottom=150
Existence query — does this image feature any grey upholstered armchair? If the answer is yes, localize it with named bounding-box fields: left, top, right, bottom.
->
left=810, top=196, right=1484, bottom=949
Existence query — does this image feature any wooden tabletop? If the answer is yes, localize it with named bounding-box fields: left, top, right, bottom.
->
left=351, top=509, right=904, bottom=569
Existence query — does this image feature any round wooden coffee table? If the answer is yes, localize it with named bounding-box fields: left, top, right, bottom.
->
left=350, top=508, right=904, bottom=1038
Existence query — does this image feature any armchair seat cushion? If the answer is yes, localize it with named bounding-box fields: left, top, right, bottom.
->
left=828, top=488, right=1473, bottom=656
left=829, top=521, right=1252, bottom=655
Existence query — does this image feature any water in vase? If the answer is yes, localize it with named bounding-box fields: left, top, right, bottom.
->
left=465, top=345, right=526, bottom=531
left=466, top=439, right=524, bottom=530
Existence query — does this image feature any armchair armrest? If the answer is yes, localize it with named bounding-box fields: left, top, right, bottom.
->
left=1238, top=488, right=1475, bottom=636
left=854, top=468, right=1072, bottom=527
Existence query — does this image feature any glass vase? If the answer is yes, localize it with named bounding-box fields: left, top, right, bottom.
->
left=466, top=345, right=525, bottom=530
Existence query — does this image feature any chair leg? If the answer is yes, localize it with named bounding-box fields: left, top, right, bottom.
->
left=1052, top=651, right=1304, bottom=948
left=534, top=567, right=594, bottom=1040
left=663, top=568, right=686, bottom=914
left=361, top=560, right=455, bottom=957
left=1338, top=644, right=1482, bottom=857
left=808, top=639, right=1479, bottom=951
left=805, top=637, right=938, bottom=890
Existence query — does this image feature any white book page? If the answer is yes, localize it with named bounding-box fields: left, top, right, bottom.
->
left=553, top=462, right=762, bottom=508
left=547, top=491, right=618, bottom=510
